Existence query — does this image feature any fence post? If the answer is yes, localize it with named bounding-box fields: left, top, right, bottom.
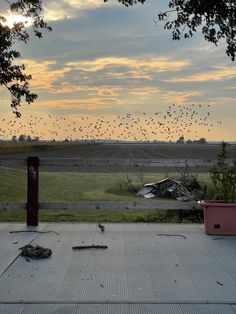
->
left=27, top=156, right=39, bottom=226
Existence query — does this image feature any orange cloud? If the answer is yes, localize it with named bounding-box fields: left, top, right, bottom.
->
left=22, top=56, right=189, bottom=94
left=34, top=98, right=112, bottom=110
left=129, top=87, right=161, bottom=97
left=129, top=87, right=202, bottom=104
left=160, top=90, right=203, bottom=104
left=164, top=66, right=236, bottom=83
left=67, top=57, right=189, bottom=73
left=18, top=57, right=204, bottom=112
left=22, top=59, right=71, bottom=91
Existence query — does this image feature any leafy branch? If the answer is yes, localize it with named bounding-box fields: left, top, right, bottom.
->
left=0, top=0, right=52, bottom=117
left=106, top=0, right=236, bottom=61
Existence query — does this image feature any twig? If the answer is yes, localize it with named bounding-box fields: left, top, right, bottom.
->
left=156, top=233, right=186, bottom=239
left=10, top=230, right=60, bottom=235
left=216, top=281, right=224, bottom=286
left=72, top=245, right=108, bottom=250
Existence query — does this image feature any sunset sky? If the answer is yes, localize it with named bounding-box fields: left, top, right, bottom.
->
left=0, top=0, right=236, bottom=141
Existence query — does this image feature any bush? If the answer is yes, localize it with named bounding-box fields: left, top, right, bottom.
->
left=105, top=175, right=142, bottom=196
left=210, top=142, right=236, bottom=201
left=134, top=210, right=203, bottom=223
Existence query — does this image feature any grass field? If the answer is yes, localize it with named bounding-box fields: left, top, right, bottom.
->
left=0, top=142, right=225, bottom=222
left=0, top=166, right=208, bottom=222
left=0, top=167, right=212, bottom=202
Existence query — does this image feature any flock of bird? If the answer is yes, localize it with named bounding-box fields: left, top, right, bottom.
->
left=0, top=104, right=222, bottom=142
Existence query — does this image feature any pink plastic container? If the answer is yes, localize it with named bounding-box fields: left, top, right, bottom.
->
left=198, top=201, right=236, bottom=235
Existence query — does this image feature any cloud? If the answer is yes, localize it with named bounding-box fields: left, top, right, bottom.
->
left=67, top=57, right=189, bottom=73
left=129, top=87, right=161, bottom=96
left=22, top=55, right=189, bottom=93
left=34, top=98, right=112, bottom=110
left=19, top=54, right=206, bottom=117
left=160, top=90, right=203, bottom=104
left=43, top=0, right=113, bottom=21
left=163, top=66, right=236, bottom=83
left=21, top=59, right=71, bottom=91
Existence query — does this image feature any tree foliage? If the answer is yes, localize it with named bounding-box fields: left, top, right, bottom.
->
left=0, top=0, right=51, bottom=117
left=105, top=0, right=236, bottom=61
left=210, top=142, right=236, bottom=201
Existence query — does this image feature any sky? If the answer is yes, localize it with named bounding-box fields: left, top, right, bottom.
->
left=0, top=0, right=236, bottom=141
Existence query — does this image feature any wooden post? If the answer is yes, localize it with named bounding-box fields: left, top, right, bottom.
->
left=27, top=156, right=39, bottom=226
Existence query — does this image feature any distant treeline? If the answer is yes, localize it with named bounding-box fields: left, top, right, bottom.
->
left=5, top=135, right=207, bottom=144
left=176, top=136, right=207, bottom=144
left=11, top=135, right=40, bottom=143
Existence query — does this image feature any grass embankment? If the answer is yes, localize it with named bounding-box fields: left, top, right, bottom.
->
left=0, top=167, right=209, bottom=222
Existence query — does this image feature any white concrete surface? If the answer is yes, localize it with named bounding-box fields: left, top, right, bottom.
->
left=0, top=223, right=236, bottom=313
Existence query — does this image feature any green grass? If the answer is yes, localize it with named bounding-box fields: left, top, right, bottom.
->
left=0, top=167, right=206, bottom=223
left=0, top=167, right=213, bottom=202
left=0, top=209, right=204, bottom=223
left=0, top=168, right=27, bottom=201
left=39, top=172, right=143, bottom=201
left=0, top=167, right=174, bottom=202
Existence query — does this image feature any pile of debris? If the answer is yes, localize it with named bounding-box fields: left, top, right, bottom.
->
left=136, top=176, right=206, bottom=201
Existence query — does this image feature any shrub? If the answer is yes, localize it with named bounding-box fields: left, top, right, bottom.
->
left=210, top=142, right=236, bottom=201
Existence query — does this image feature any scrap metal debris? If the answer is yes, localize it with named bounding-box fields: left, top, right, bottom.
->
left=144, top=193, right=155, bottom=199
left=72, top=245, right=108, bottom=250
left=136, top=186, right=154, bottom=197
left=137, top=175, right=205, bottom=201
left=19, top=244, right=52, bottom=259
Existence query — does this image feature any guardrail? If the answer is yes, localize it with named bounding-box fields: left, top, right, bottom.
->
left=0, top=156, right=203, bottom=226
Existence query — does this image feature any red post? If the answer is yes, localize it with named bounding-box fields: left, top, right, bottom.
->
left=27, top=156, right=39, bottom=226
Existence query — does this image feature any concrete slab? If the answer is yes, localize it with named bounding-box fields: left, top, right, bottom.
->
left=0, top=223, right=46, bottom=276
left=0, top=223, right=236, bottom=313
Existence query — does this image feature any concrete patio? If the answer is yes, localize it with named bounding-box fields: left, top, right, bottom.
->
left=0, top=223, right=236, bottom=313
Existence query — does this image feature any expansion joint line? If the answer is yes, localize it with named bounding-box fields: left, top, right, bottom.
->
left=0, top=234, right=39, bottom=278
left=0, top=300, right=236, bottom=305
